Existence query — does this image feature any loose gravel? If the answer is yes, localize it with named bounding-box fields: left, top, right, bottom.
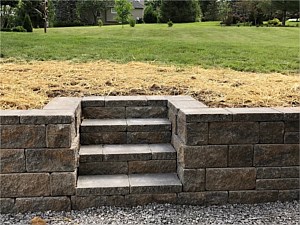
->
left=1, top=201, right=299, bottom=225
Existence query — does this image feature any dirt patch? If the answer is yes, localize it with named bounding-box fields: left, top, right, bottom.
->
left=1, top=60, right=299, bottom=109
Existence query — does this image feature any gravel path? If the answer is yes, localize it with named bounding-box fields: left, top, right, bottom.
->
left=1, top=201, right=299, bottom=225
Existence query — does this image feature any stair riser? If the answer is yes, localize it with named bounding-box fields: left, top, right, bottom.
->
left=82, top=107, right=167, bottom=119
left=78, top=160, right=177, bottom=175
left=80, top=132, right=171, bottom=144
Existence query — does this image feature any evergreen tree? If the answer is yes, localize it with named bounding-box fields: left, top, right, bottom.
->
left=23, top=13, right=33, bottom=32
left=204, top=0, right=219, bottom=21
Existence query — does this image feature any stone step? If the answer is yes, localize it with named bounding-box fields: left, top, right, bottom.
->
left=76, top=173, right=182, bottom=196
left=78, top=144, right=177, bottom=175
left=80, top=118, right=171, bottom=145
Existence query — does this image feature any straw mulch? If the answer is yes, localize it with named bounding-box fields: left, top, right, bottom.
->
left=1, top=60, right=299, bottom=110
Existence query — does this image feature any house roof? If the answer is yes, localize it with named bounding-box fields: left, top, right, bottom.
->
left=132, top=0, right=144, bottom=9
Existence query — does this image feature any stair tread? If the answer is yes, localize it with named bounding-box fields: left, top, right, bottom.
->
left=76, top=173, right=182, bottom=196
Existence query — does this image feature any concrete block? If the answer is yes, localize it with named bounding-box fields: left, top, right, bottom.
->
left=51, top=172, right=76, bottom=196
left=256, top=178, right=299, bottom=190
left=125, top=194, right=177, bottom=205
left=126, top=118, right=171, bottom=132
left=81, top=119, right=127, bottom=132
left=228, top=145, right=253, bottom=167
left=177, top=120, right=208, bottom=145
left=43, top=97, right=81, bottom=110
left=47, top=124, right=71, bottom=148
left=0, top=198, right=15, bottom=214
left=128, top=160, right=176, bottom=174
left=81, top=96, right=105, bottom=107
left=79, top=161, right=128, bottom=175
left=149, top=144, right=176, bottom=160
left=82, top=107, right=125, bottom=119
left=81, top=132, right=127, bottom=145
left=281, top=167, right=300, bottom=178
left=127, top=132, right=171, bottom=144
left=227, top=108, right=283, bottom=121
left=177, top=192, right=228, bottom=205
left=71, top=195, right=125, bottom=210
left=126, top=107, right=167, bottom=118
left=284, top=132, right=300, bottom=144
left=285, top=121, right=299, bottom=132
left=278, top=190, right=299, bottom=202
left=0, top=110, right=24, bottom=124
left=0, top=149, right=26, bottom=173
left=79, top=145, right=103, bottom=163
left=145, top=96, right=167, bottom=106
left=178, top=166, right=205, bottom=192
left=256, top=167, right=281, bottom=179
left=259, top=122, right=284, bottom=144
left=168, top=100, right=207, bottom=114
left=105, top=96, right=147, bottom=107
left=178, top=108, right=232, bottom=123
left=103, top=144, right=151, bottom=161
left=20, top=109, right=74, bottom=124
left=168, top=109, right=177, bottom=134
left=273, top=107, right=300, bottom=121
left=228, top=191, right=278, bottom=204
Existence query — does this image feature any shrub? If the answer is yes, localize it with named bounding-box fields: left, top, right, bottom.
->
left=1, top=28, right=12, bottom=32
left=268, top=18, right=281, bottom=26
left=98, top=19, right=103, bottom=27
left=167, top=20, right=173, bottom=27
left=23, top=14, right=33, bottom=32
left=129, top=18, right=136, bottom=27
left=12, top=26, right=27, bottom=32
left=144, top=5, right=158, bottom=23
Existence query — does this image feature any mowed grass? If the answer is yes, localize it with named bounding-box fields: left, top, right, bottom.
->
left=1, top=22, right=299, bottom=73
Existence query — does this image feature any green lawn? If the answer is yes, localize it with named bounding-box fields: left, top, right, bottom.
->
left=1, top=22, right=299, bottom=73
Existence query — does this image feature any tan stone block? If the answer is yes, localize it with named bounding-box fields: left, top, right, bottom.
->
left=0, top=173, right=50, bottom=197
left=228, top=145, right=253, bottom=167
left=256, top=178, right=299, bottom=190
left=0, top=198, right=15, bottom=214
left=177, top=120, right=208, bottom=145
left=51, top=172, right=76, bottom=196
left=178, top=166, right=205, bottom=192
left=0, top=149, right=26, bottom=173
left=47, top=124, right=71, bottom=148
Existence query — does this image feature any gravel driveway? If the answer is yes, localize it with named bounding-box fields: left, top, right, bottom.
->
left=1, top=201, right=299, bottom=225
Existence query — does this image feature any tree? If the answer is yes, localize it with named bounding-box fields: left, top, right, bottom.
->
left=23, top=13, right=33, bottom=32
left=160, top=0, right=201, bottom=23
left=204, top=0, right=219, bottom=21
left=144, top=0, right=161, bottom=23
left=114, top=0, right=133, bottom=27
left=0, top=1, right=18, bottom=28
left=77, top=0, right=107, bottom=25
left=219, top=0, right=232, bottom=25
left=271, top=0, right=299, bottom=26
left=53, top=0, right=80, bottom=27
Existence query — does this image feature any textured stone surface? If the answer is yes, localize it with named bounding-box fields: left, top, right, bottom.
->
left=228, top=191, right=278, bottom=204
left=278, top=190, right=299, bottom=202
left=209, top=122, right=259, bottom=144
left=227, top=108, right=283, bottom=121
left=47, top=124, right=71, bottom=148
left=284, top=132, right=299, bottom=144
left=281, top=167, right=300, bottom=178
left=71, top=195, right=125, bottom=210
left=81, top=132, right=127, bottom=145
left=145, top=96, right=167, bottom=106
left=259, top=122, right=284, bottom=144
left=43, top=97, right=81, bottom=110
left=103, top=144, right=151, bottom=161
left=126, top=107, right=167, bottom=118
left=273, top=107, right=300, bottom=120
left=177, top=120, right=208, bottom=145
left=179, top=145, right=228, bottom=169
left=168, top=100, right=207, bottom=113
left=178, top=166, right=205, bottom=192
left=257, top=167, right=299, bottom=179
left=20, top=109, right=74, bottom=124
left=256, top=178, right=299, bottom=190
left=177, top=192, right=228, bottom=205
left=206, top=168, right=256, bottom=191
left=76, top=175, right=129, bottom=196
left=285, top=121, right=299, bottom=132
left=129, top=173, right=182, bottom=194
left=228, top=145, right=253, bottom=167
left=81, top=119, right=127, bottom=132
left=128, top=160, right=176, bottom=174
left=15, top=197, right=71, bottom=213
left=149, top=144, right=176, bottom=160
left=81, top=96, right=105, bottom=107
left=105, top=96, right=147, bottom=107
left=125, top=194, right=177, bottom=205
left=79, top=145, right=103, bottom=162
left=79, top=161, right=128, bottom=175
left=168, top=109, right=177, bottom=134
left=178, top=108, right=232, bottom=123
left=171, top=134, right=183, bottom=152
left=0, top=173, right=50, bottom=197
left=254, top=144, right=299, bottom=166
left=0, top=198, right=15, bottom=214
left=127, top=132, right=171, bottom=144
left=82, top=107, right=126, bottom=119
left=0, top=110, right=24, bottom=124
left=127, top=118, right=171, bottom=132
left=0, top=149, right=26, bottom=173
left=26, top=149, right=76, bottom=172
left=51, top=172, right=76, bottom=196
left=1, top=125, right=46, bottom=149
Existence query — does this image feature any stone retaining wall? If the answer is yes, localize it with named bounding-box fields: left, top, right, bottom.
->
left=0, top=96, right=299, bottom=213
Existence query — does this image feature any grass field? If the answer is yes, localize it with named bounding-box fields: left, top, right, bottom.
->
left=1, top=22, right=299, bottom=73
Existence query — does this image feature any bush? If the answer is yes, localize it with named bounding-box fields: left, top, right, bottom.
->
left=167, top=20, right=173, bottom=27
left=268, top=18, right=281, bottom=26
left=129, top=18, right=136, bottom=27
left=98, top=19, right=103, bottom=27
left=12, top=26, right=27, bottom=32
left=144, top=5, right=158, bottom=23
left=53, top=20, right=83, bottom=27
left=23, top=14, right=33, bottom=32
left=1, top=28, right=12, bottom=32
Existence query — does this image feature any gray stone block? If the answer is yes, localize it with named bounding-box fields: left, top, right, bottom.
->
left=145, top=96, right=167, bottom=106
left=43, top=97, right=81, bottom=110
left=129, top=173, right=182, bottom=194
left=254, top=144, right=299, bottom=166
left=285, top=121, right=299, bottom=132
left=0, top=110, right=24, bottom=124
left=168, top=109, right=177, bottom=134
left=177, top=120, right=208, bottom=145
left=273, top=107, right=300, bottom=121
left=79, top=145, right=103, bottom=162
left=179, top=145, right=228, bottom=169
left=81, top=119, right=127, bottom=132
left=278, top=190, right=299, bottom=202
left=178, top=166, right=205, bottom=192
left=0, top=198, right=15, bottom=214
left=178, top=108, right=232, bottom=123
left=125, top=193, right=177, bottom=206
left=26, top=149, right=76, bottom=172
left=206, top=168, right=256, bottom=191
left=81, top=96, right=105, bottom=107
left=256, top=167, right=281, bottom=179
left=284, top=132, right=300, bottom=144
left=0, top=173, right=50, bottom=197
left=126, top=118, right=171, bottom=132
left=51, top=172, right=76, bottom=196
left=127, top=132, right=171, bottom=144
left=105, top=96, right=147, bottom=107
left=177, top=192, right=228, bottom=205
left=228, top=191, right=278, bottom=204
left=79, top=161, right=128, bottom=175
left=1, top=125, right=46, bottom=149
left=149, top=144, right=176, bottom=160
left=76, top=175, right=129, bottom=196
left=47, top=124, right=71, bottom=148
left=126, top=107, right=167, bottom=118
left=0, top=149, right=26, bottom=173
left=228, top=145, right=253, bottom=167
left=165, top=95, right=195, bottom=101
left=103, top=144, right=151, bottom=161
left=209, top=122, right=259, bottom=144
left=128, top=160, right=176, bottom=174
left=227, top=108, right=283, bottom=121
left=71, top=195, right=125, bottom=210
left=15, top=197, right=71, bottom=213
left=256, top=178, right=299, bottom=190
left=171, top=134, right=183, bottom=152
left=168, top=100, right=208, bottom=114
left=281, top=167, right=300, bottom=178
left=82, top=107, right=126, bottom=119
left=80, top=132, right=127, bottom=145
left=259, top=122, right=284, bottom=144
left=20, top=109, right=74, bottom=124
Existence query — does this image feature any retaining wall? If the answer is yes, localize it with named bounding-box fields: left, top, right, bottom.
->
left=0, top=96, right=299, bottom=213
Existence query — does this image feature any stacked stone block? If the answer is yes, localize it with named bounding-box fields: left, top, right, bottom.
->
left=0, top=98, right=81, bottom=213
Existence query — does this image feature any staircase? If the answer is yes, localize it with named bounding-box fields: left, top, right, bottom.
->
left=75, top=96, right=182, bottom=206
